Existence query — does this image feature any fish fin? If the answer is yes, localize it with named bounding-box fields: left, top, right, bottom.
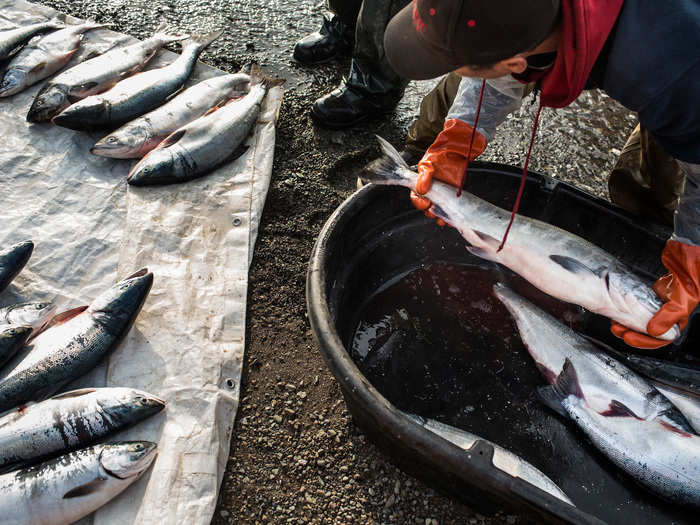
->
left=429, top=204, right=453, bottom=226
left=248, top=63, right=285, bottom=89
left=599, top=399, right=641, bottom=419
left=549, top=255, right=604, bottom=277
left=63, top=477, right=108, bottom=499
left=466, top=230, right=502, bottom=260
left=46, top=306, right=88, bottom=328
left=359, top=136, right=413, bottom=186
left=466, top=246, right=497, bottom=262
left=28, top=61, right=48, bottom=75
left=50, top=388, right=98, bottom=400
left=157, top=128, right=186, bottom=149
left=182, top=29, right=223, bottom=50
left=203, top=104, right=223, bottom=117
left=73, top=81, right=99, bottom=94
left=551, top=358, right=585, bottom=400
left=537, top=386, right=569, bottom=418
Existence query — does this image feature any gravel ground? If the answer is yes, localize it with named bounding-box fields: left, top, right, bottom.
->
left=35, top=1, right=636, bottom=523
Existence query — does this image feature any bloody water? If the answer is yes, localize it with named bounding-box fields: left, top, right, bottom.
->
left=351, top=263, right=585, bottom=420
left=349, top=263, right=694, bottom=522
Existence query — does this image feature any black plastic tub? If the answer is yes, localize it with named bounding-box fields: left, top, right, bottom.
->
left=306, top=161, right=698, bottom=524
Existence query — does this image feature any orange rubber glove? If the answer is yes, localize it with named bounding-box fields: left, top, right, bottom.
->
left=611, top=239, right=700, bottom=349
left=411, top=119, right=487, bottom=226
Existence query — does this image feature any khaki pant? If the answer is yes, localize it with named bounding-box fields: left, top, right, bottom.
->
left=405, top=73, right=685, bottom=225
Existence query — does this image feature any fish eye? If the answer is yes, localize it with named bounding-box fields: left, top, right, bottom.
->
left=134, top=444, right=144, bottom=451
left=107, top=137, right=117, bottom=143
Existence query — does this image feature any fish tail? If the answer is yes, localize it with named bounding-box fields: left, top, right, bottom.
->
left=248, top=63, right=285, bottom=90
left=182, top=29, right=223, bottom=51
left=78, top=20, right=109, bottom=32
left=49, top=13, right=67, bottom=27
left=153, top=23, right=188, bottom=44
left=360, top=136, right=416, bottom=187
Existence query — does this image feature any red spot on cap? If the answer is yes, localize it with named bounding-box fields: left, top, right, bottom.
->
left=429, top=8, right=436, bottom=16
left=468, top=19, right=476, bottom=28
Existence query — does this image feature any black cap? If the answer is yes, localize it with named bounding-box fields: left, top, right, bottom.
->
left=384, top=0, right=560, bottom=80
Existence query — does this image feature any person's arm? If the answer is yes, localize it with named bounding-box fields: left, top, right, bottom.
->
left=412, top=76, right=526, bottom=218
left=612, top=161, right=700, bottom=348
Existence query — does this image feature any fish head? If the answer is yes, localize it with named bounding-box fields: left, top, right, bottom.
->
left=0, top=68, right=26, bottom=97
left=92, top=124, right=150, bottom=158
left=0, top=325, right=33, bottom=344
left=88, top=269, right=153, bottom=332
left=3, top=301, right=57, bottom=331
left=100, top=441, right=158, bottom=479
left=105, top=388, right=167, bottom=425
left=126, top=149, right=175, bottom=186
left=606, top=268, right=681, bottom=340
left=26, top=83, right=69, bottom=122
left=52, top=97, right=109, bottom=130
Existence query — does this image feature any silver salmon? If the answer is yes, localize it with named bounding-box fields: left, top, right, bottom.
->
left=0, top=441, right=157, bottom=525
left=0, top=387, right=164, bottom=472
left=91, top=72, right=251, bottom=158
left=0, top=269, right=153, bottom=412
left=0, top=21, right=105, bottom=97
left=405, top=413, right=573, bottom=505
left=494, top=283, right=700, bottom=505
left=127, top=65, right=284, bottom=186
left=0, top=240, right=33, bottom=293
left=0, top=301, right=56, bottom=337
left=53, top=30, right=222, bottom=130
left=0, top=17, right=65, bottom=61
left=27, top=23, right=184, bottom=123
left=362, top=137, right=680, bottom=342
left=0, top=327, right=31, bottom=370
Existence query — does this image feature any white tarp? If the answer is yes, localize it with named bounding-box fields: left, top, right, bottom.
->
left=0, top=1, right=282, bottom=522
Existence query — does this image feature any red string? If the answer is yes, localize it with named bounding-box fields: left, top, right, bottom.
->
left=457, top=78, right=486, bottom=197
left=497, top=101, right=543, bottom=253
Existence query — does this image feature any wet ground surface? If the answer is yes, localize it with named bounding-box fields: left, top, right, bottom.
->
left=35, top=1, right=636, bottom=523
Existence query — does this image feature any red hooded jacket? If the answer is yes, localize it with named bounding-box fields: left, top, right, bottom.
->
left=519, top=0, right=624, bottom=108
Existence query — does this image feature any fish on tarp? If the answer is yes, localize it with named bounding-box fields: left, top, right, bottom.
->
left=362, top=137, right=680, bottom=342
left=0, top=241, right=33, bottom=293
left=0, top=441, right=157, bottom=525
left=0, top=21, right=106, bottom=97
left=127, top=64, right=284, bottom=186
left=0, top=387, right=165, bottom=472
left=0, top=327, right=31, bottom=370
left=493, top=284, right=700, bottom=505
left=0, top=302, right=56, bottom=337
left=27, top=23, right=185, bottom=123
left=0, top=269, right=153, bottom=412
left=405, top=413, right=573, bottom=505
left=91, top=71, right=252, bottom=158
left=0, top=16, right=65, bottom=61
left=53, top=30, right=223, bottom=131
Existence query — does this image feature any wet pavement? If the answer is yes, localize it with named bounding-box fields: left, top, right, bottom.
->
left=35, top=1, right=637, bottom=523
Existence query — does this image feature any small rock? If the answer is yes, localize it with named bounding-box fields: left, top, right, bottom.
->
left=272, top=415, right=282, bottom=424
